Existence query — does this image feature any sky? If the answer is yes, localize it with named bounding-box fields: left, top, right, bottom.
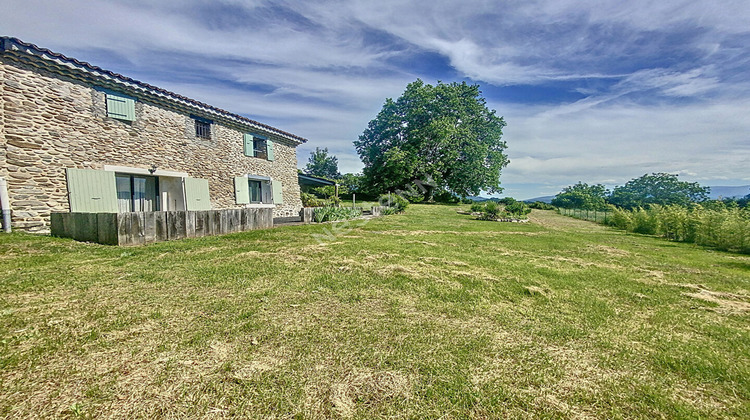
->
left=2, top=0, right=749, bottom=199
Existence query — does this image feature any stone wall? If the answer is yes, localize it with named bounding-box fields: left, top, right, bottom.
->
left=0, top=58, right=303, bottom=232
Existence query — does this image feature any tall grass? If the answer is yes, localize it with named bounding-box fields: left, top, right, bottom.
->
left=600, top=204, right=750, bottom=253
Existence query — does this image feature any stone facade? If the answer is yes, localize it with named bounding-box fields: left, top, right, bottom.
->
left=0, top=40, right=305, bottom=232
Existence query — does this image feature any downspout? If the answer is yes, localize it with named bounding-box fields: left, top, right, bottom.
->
left=0, top=177, right=11, bottom=233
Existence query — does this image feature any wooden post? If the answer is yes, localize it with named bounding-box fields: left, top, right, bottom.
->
left=353, top=193, right=356, bottom=208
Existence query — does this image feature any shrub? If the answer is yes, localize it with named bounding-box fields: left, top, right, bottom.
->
left=378, top=193, right=409, bottom=212
left=630, top=207, right=659, bottom=235
left=478, top=201, right=501, bottom=220
left=301, top=192, right=325, bottom=208
left=528, top=201, right=555, bottom=210
left=504, top=201, right=531, bottom=217
left=470, top=203, right=484, bottom=213
left=312, top=206, right=362, bottom=223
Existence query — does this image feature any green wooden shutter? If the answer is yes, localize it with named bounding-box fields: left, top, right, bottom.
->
left=267, top=140, right=275, bottom=161
left=66, top=168, right=118, bottom=213
left=272, top=180, right=283, bottom=204
left=106, top=92, right=135, bottom=121
left=243, top=134, right=253, bottom=157
left=184, top=178, right=211, bottom=211
left=234, top=176, right=250, bottom=204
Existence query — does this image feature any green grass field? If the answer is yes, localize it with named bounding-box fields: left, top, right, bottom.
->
left=1, top=205, right=748, bottom=418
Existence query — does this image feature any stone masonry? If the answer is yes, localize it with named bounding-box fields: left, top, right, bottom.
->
left=0, top=45, right=304, bottom=232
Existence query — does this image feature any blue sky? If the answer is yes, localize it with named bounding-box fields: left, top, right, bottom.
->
left=3, top=0, right=749, bottom=199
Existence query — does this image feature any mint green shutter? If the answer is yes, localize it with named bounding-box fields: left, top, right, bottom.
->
left=234, top=176, right=250, bottom=204
left=106, top=92, right=135, bottom=121
left=243, top=134, right=253, bottom=157
left=267, top=140, right=275, bottom=161
left=66, top=168, right=118, bottom=213
left=184, top=178, right=211, bottom=210
left=272, top=180, right=283, bottom=204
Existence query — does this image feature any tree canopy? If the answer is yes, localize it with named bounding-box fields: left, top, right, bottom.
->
left=609, top=173, right=710, bottom=209
left=304, top=147, right=340, bottom=179
left=354, top=79, right=508, bottom=199
left=551, top=182, right=609, bottom=210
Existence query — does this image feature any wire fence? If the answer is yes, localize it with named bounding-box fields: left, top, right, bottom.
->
left=557, top=208, right=611, bottom=224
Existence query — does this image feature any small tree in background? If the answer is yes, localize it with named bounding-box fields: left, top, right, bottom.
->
left=551, top=182, right=609, bottom=210
left=305, top=147, right=340, bottom=179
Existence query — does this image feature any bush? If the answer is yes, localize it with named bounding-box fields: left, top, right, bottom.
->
left=312, top=206, right=362, bottom=223
left=478, top=202, right=502, bottom=220
left=528, top=201, right=555, bottom=210
left=504, top=201, right=531, bottom=217
left=470, top=203, right=484, bottom=213
left=301, top=192, right=325, bottom=208
left=630, top=206, right=659, bottom=235
left=378, top=193, right=409, bottom=212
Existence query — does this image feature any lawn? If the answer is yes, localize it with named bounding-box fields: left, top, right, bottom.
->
left=1, top=205, right=748, bottom=419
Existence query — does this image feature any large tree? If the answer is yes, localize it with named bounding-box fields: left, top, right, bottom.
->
left=354, top=79, right=508, bottom=199
left=609, top=173, right=710, bottom=209
left=304, top=147, right=340, bottom=179
left=551, top=182, right=609, bottom=210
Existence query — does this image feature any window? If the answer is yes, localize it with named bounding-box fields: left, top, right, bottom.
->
left=195, top=120, right=211, bottom=139
left=192, top=115, right=213, bottom=140
left=243, top=133, right=275, bottom=161
left=249, top=180, right=262, bottom=203
left=253, top=138, right=268, bottom=160
left=115, top=173, right=159, bottom=212
left=105, top=92, right=135, bottom=122
left=234, top=175, right=278, bottom=204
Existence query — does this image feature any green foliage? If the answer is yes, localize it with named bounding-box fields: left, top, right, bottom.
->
left=528, top=201, right=555, bottom=210
left=378, top=193, right=409, bottom=212
left=300, top=192, right=325, bottom=208
left=355, top=79, right=508, bottom=199
left=478, top=201, right=502, bottom=220
left=609, top=173, right=709, bottom=209
left=304, top=147, right=340, bottom=179
left=470, top=203, right=484, bottom=212
left=597, top=204, right=750, bottom=253
left=312, top=184, right=348, bottom=199
left=552, top=182, right=609, bottom=210
left=312, top=206, right=362, bottom=223
left=630, top=207, right=660, bottom=235
left=504, top=200, right=531, bottom=217
left=338, top=173, right=364, bottom=194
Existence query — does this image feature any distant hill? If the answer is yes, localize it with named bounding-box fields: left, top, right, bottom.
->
left=466, top=196, right=497, bottom=202
left=708, top=185, right=750, bottom=200
left=522, top=195, right=555, bottom=204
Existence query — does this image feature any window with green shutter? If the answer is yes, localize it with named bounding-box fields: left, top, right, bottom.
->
left=243, top=134, right=254, bottom=157
left=105, top=92, right=136, bottom=122
left=267, top=140, right=275, bottom=161
left=66, top=168, right=119, bottom=213
left=184, top=178, right=212, bottom=211
left=272, top=180, right=283, bottom=204
left=245, top=133, right=274, bottom=161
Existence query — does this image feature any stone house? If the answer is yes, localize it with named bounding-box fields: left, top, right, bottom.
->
left=0, top=37, right=306, bottom=232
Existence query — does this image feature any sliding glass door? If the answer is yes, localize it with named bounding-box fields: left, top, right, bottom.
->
left=115, top=174, right=159, bottom=212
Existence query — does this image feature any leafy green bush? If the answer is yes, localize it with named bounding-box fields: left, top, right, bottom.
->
left=478, top=202, right=502, bottom=220
left=301, top=192, right=325, bottom=208
left=504, top=201, right=531, bottom=217
left=378, top=194, right=409, bottom=212
left=630, top=207, right=659, bottom=235
left=312, top=206, right=362, bottom=223
left=528, top=201, right=555, bottom=210
left=470, top=203, right=484, bottom=212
